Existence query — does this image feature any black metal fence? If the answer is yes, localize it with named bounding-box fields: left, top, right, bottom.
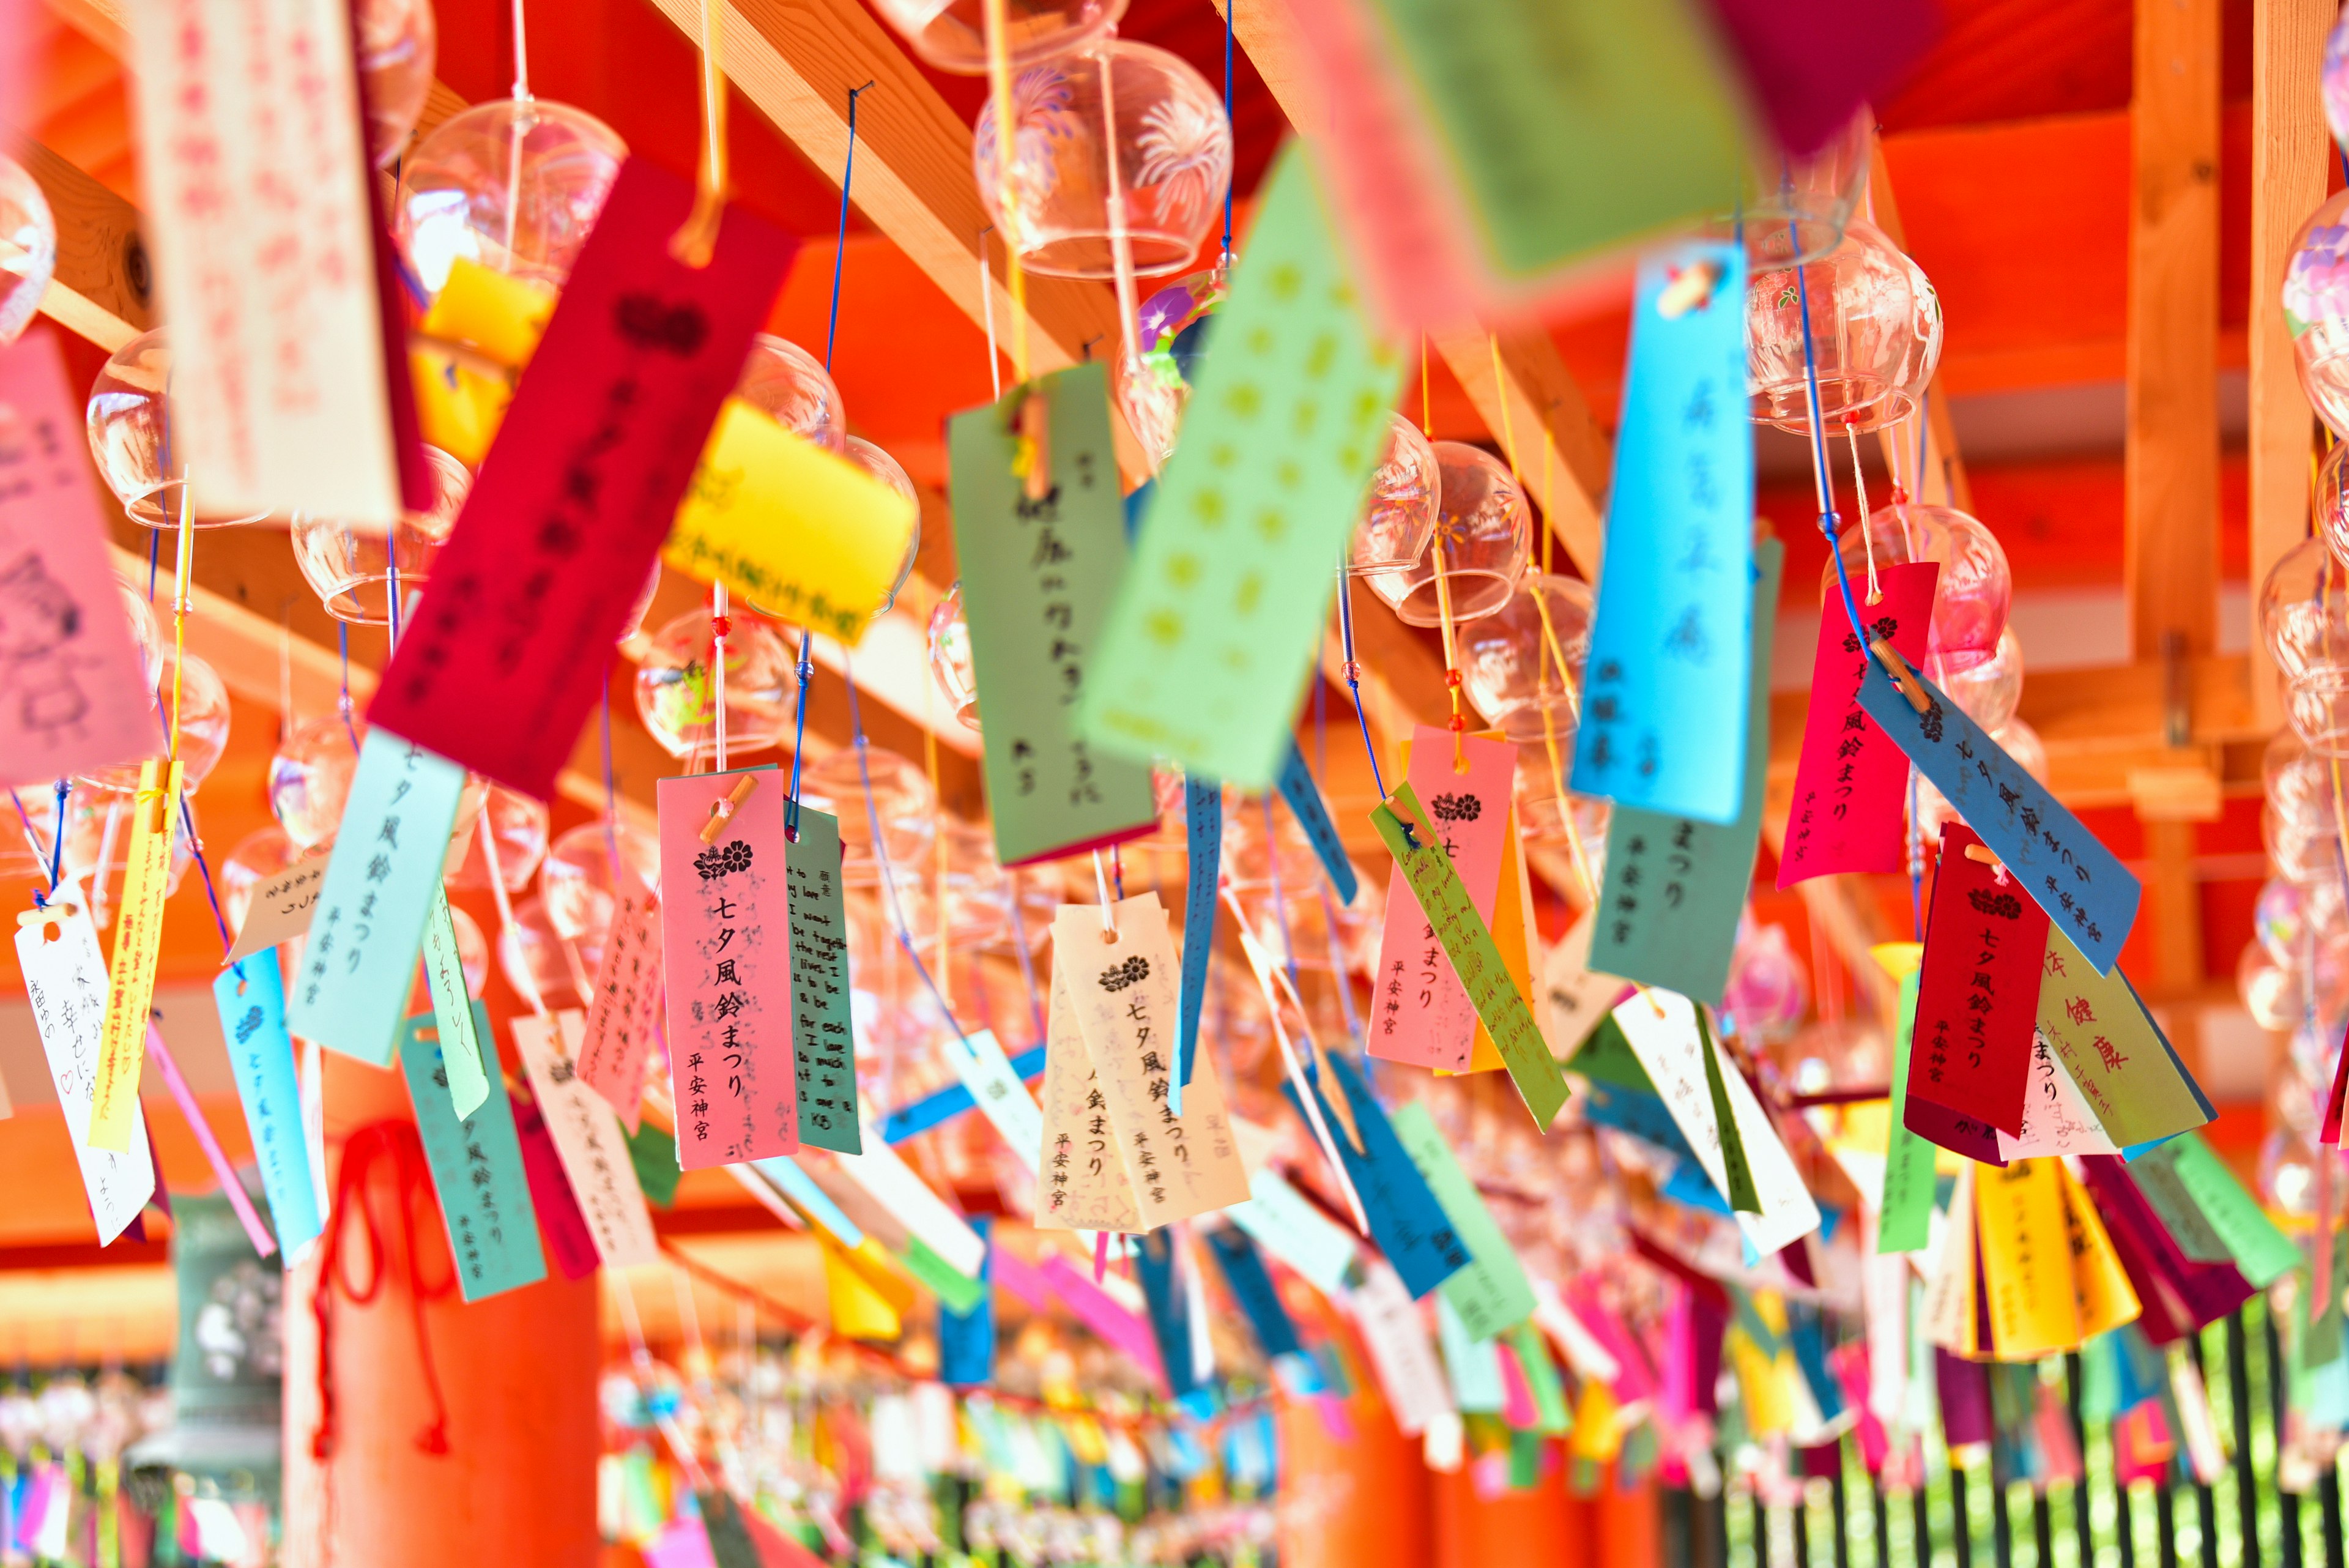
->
left=1661, top=1299, right=2349, bottom=1568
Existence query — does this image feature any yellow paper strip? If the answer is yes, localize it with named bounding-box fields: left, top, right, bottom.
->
left=2058, top=1157, right=2142, bottom=1340
left=91, top=759, right=182, bottom=1153
left=1975, top=1157, right=2081, bottom=1359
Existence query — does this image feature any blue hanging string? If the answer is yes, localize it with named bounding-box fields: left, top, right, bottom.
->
left=1334, top=574, right=1387, bottom=801
left=1219, top=0, right=1234, bottom=264
left=335, top=625, right=363, bottom=754
left=842, top=653, right=973, bottom=1048
left=785, top=631, right=814, bottom=839
left=44, top=779, right=66, bottom=894
left=146, top=533, right=160, bottom=602
left=179, top=795, right=234, bottom=956
left=825, top=83, right=875, bottom=373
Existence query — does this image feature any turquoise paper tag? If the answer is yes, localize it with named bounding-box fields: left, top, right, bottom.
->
left=400, top=1005, right=546, bottom=1301
left=211, top=957, right=322, bottom=1264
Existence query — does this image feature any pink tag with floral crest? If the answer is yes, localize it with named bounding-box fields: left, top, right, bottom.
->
left=1367, top=729, right=1515, bottom=1071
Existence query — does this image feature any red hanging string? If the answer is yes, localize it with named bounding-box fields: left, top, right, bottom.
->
left=311, top=1120, right=459, bottom=1460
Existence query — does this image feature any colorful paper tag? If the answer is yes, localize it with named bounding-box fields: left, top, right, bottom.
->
left=212, top=959, right=323, bottom=1264
left=1778, top=562, right=1939, bottom=885
left=1278, top=743, right=1360, bottom=905
left=2161, top=1131, right=2303, bottom=1288
left=368, top=160, right=796, bottom=800
left=1997, top=1033, right=2118, bottom=1161
left=122, top=0, right=402, bottom=522
left=1290, top=1047, right=1467, bottom=1299
left=513, top=1093, right=599, bottom=1282
left=836, top=1121, right=988, bottom=1279
left=286, top=729, right=467, bottom=1066
left=2034, top=929, right=2213, bottom=1150
left=664, top=401, right=915, bottom=642
left=399, top=1005, right=546, bottom=1302
left=1222, top=1168, right=1358, bottom=1296
left=784, top=806, right=859, bottom=1153
left=511, top=1009, right=661, bottom=1269
left=1876, top=946, right=1935, bottom=1252
left=1392, top=1102, right=1535, bottom=1340
left=409, top=259, right=551, bottom=466
left=15, top=894, right=155, bottom=1244
left=90, top=759, right=180, bottom=1153
left=1975, top=1157, right=2080, bottom=1358
left=1909, top=822, right=2048, bottom=1135
left=576, top=886, right=662, bottom=1129
left=420, top=889, right=488, bottom=1120
left=1177, top=773, right=1220, bottom=1106
left=1345, top=1257, right=1455, bottom=1436
left=1858, top=663, right=2141, bottom=972
left=946, top=362, right=1159, bottom=866
left=1539, top=912, right=1630, bottom=1060
left=1036, top=965, right=1145, bottom=1234
left=2056, top=1159, right=2142, bottom=1342
left=939, top=1218, right=996, bottom=1387
left=1079, top=145, right=1406, bottom=790
left=946, top=1027, right=1044, bottom=1179
left=1570, top=242, right=1756, bottom=826
left=224, top=856, right=326, bottom=964
left=1050, top=896, right=1252, bottom=1228
left=1367, top=729, right=1515, bottom=1072
left=0, top=332, right=159, bottom=787
left=1589, top=538, right=1782, bottom=1003
left=658, top=769, right=798, bottom=1167
left=1370, top=783, right=1568, bottom=1127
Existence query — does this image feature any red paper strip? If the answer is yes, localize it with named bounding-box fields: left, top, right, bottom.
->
left=2321, top=1014, right=2348, bottom=1145
left=514, top=1091, right=601, bottom=1282
left=1899, top=1093, right=2005, bottom=1166
left=1776, top=561, right=1937, bottom=886
left=1908, top=822, right=2047, bottom=1135
left=368, top=159, right=795, bottom=798
left=2076, top=1154, right=2254, bottom=1337
left=658, top=769, right=798, bottom=1168
left=1697, top=0, right=1939, bottom=157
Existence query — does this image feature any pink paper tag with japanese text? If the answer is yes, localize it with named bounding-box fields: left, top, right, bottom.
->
left=1778, top=561, right=1939, bottom=886
left=1909, top=823, right=2048, bottom=1136
left=658, top=769, right=798, bottom=1168
left=368, top=159, right=796, bottom=799
left=0, top=332, right=160, bottom=787
left=576, top=886, right=662, bottom=1130
left=1367, top=728, right=1516, bottom=1071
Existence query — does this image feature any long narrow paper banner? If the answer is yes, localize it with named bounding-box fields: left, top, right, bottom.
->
left=1203, top=1224, right=1305, bottom=1361
left=1777, top=561, right=1939, bottom=885
left=1370, top=784, right=1568, bottom=1126
left=1975, top=1158, right=2080, bottom=1358
left=784, top=806, right=861, bottom=1152
left=1176, top=773, right=1220, bottom=1108
left=399, top=1006, right=545, bottom=1301
left=1858, top=663, right=2140, bottom=972
left=2159, top=1131, right=2302, bottom=1288
left=1589, top=538, right=1783, bottom=1003
left=122, top=0, right=402, bottom=522
left=420, top=890, right=489, bottom=1120
left=1038, top=1252, right=1168, bottom=1380
left=1278, top=744, right=1359, bottom=905
left=1081, top=145, right=1406, bottom=789
left=1035, top=966, right=1145, bottom=1233
left=144, top=1023, right=275, bottom=1258
left=0, top=332, right=158, bottom=784
left=90, top=759, right=180, bottom=1151
left=368, top=160, right=796, bottom=798
left=2034, top=929, right=2213, bottom=1150
left=1570, top=241, right=1756, bottom=825
left=658, top=768, right=798, bottom=1167
left=1909, top=822, right=2047, bottom=1135
left=944, top=1027, right=1044, bottom=1178
left=1050, top=895, right=1252, bottom=1227
left=286, top=729, right=467, bottom=1066
left=212, top=959, right=322, bottom=1263
left=1367, top=729, right=1515, bottom=1072
left=939, top=1217, right=997, bottom=1387
left=1345, top=1257, right=1455, bottom=1437
left=947, top=362, right=1159, bottom=866
left=1876, top=945, right=1935, bottom=1253
left=15, top=894, right=154, bottom=1244
left=576, top=887, right=662, bottom=1128
left=1222, top=1169, right=1359, bottom=1296
left=512, top=1010, right=661, bottom=1268
left=837, top=1122, right=987, bottom=1279
left=1391, top=1102, right=1535, bottom=1340
left=1286, top=1048, right=1465, bottom=1298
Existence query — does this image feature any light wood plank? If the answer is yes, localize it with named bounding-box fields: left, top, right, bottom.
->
left=2124, top=0, right=2223, bottom=661
left=3, top=129, right=147, bottom=349
left=2246, top=0, right=2334, bottom=729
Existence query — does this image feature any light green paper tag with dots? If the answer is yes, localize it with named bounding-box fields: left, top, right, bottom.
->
left=1080, top=143, right=1408, bottom=790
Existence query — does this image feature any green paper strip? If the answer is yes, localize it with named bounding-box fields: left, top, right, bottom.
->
left=1504, top=1321, right=1572, bottom=1435
left=901, top=1237, right=987, bottom=1316
left=420, top=888, right=488, bottom=1120
left=1371, top=783, right=1569, bottom=1128
left=1565, top=1014, right=1657, bottom=1095
left=1507, top=1427, right=1544, bottom=1490
left=1698, top=1010, right=1759, bottom=1214
left=1080, top=146, right=1407, bottom=790
left=1879, top=965, right=1935, bottom=1253
left=627, top=1119, right=680, bottom=1208
left=785, top=806, right=863, bottom=1153
left=697, top=1491, right=761, bottom=1568
left=1392, top=1102, right=1537, bottom=1341
left=2126, top=1143, right=2234, bottom=1264
left=946, top=361, right=1159, bottom=867
left=2164, top=1131, right=2304, bottom=1288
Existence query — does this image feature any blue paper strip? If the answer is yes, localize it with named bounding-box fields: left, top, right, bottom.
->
left=1135, top=1228, right=1201, bottom=1399
left=1581, top=1080, right=1700, bottom=1165
left=1285, top=1049, right=1468, bottom=1299
left=1569, top=240, right=1756, bottom=826
left=1856, top=663, right=2140, bottom=972
left=752, top=1157, right=864, bottom=1246
left=879, top=1045, right=1047, bottom=1143
left=286, top=729, right=467, bottom=1066
left=1203, top=1224, right=1304, bottom=1361
left=211, top=957, right=322, bottom=1265
left=1178, top=773, right=1222, bottom=1107
left=940, top=1216, right=997, bottom=1386
left=1277, top=743, right=1358, bottom=905
left=399, top=1005, right=546, bottom=1301
left=1663, top=1158, right=1735, bottom=1217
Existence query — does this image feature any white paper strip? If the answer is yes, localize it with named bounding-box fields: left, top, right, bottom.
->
left=14, top=894, right=154, bottom=1243
left=512, top=1010, right=660, bottom=1268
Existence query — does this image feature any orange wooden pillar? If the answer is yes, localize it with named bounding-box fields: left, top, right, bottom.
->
left=1431, top=1444, right=1595, bottom=1568
left=1274, top=1391, right=1432, bottom=1568
left=1592, top=1480, right=1662, bottom=1565
left=282, top=1053, right=601, bottom=1568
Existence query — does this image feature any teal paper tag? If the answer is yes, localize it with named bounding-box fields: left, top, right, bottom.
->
left=211, top=957, right=322, bottom=1263
left=400, top=1005, right=546, bottom=1301
left=785, top=806, right=861, bottom=1153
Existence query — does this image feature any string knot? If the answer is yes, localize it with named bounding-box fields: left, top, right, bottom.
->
left=1442, top=669, right=1463, bottom=689
left=710, top=615, right=732, bottom=638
